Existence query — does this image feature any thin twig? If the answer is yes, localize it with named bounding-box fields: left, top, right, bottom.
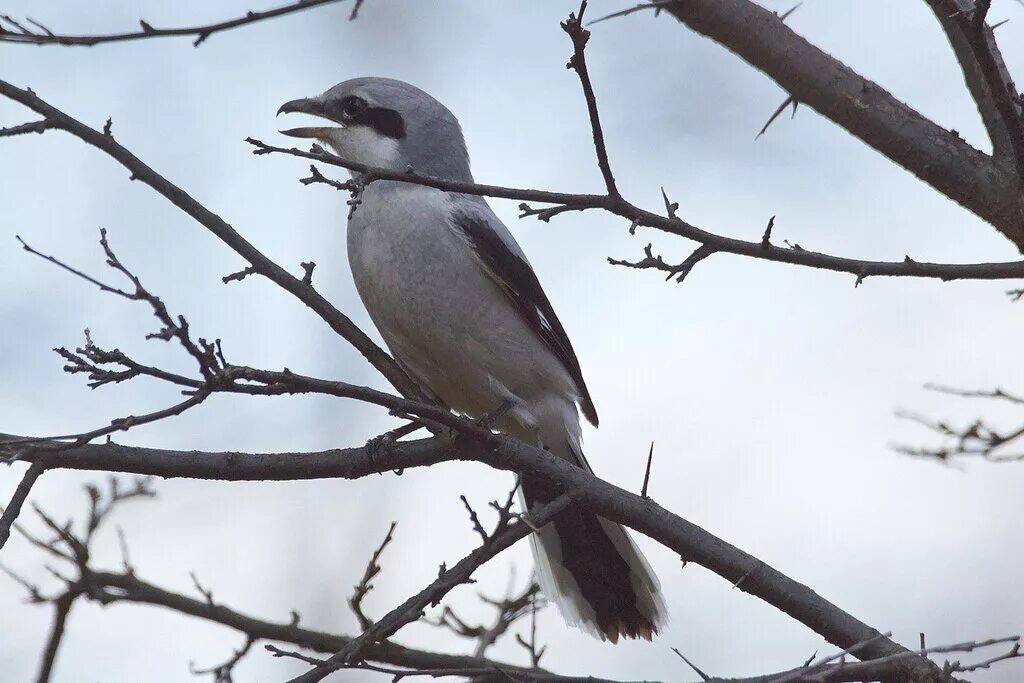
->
left=562, top=1, right=619, bottom=197
left=348, top=522, right=398, bottom=630
left=0, top=0, right=346, bottom=47
left=246, top=138, right=1024, bottom=284
left=0, top=462, right=46, bottom=550
left=283, top=493, right=575, bottom=683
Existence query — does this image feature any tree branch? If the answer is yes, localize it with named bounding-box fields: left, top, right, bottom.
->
left=562, top=1, right=620, bottom=197
left=0, top=461, right=45, bottom=551
left=2, top=431, right=948, bottom=681
left=285, top=493, right=574, bottom=683
left=0, top=0, right=348, bottom=48
left=35, top=592, right=75, bottom=683
left=895, top=383, right=1024, bottom=463
left=923, top=0, right=1021, bottom=162
left=0, top=79, right=424, bottom=402
left=645, top=0, right=1024, bottom=250
left=253, top=141, right=1024, bottom=285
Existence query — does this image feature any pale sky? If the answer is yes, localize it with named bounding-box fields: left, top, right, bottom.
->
left=2, top=1, right=1023, bottom=681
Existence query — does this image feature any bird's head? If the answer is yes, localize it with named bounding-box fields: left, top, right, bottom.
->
left=278, top=77, right=472, bottom=182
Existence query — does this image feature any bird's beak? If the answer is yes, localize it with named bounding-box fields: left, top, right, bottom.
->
left=277, top=97, right=336, bottom=139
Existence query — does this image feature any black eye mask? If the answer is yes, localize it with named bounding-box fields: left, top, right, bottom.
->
left=339, top=96, right=406, bottom=139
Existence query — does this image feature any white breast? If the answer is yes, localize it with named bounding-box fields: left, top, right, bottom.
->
left=346, top=183, right=579, bottom=425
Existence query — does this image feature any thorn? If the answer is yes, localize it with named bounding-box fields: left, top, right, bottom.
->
left=640, top=442, right=654, bottom=498
left=779, top=2, right=802, bottom=21
left=760, top=215, right=775, bottom=248
left=671, top=648, right=711, bottom=681
left=756, top=95, right=798, bottom=140
left=660, top=187, right=679, bottom=218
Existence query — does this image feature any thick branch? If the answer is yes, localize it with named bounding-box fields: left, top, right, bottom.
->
left=4, top=432, right=945, bottom=681
left=0, top=0, right=347, bottom=47
left=653, top=0, right=1024, bottom=250
left=923, top=0, right=1020, bottom=161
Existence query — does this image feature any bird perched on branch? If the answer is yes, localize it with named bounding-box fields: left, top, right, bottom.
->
left=278, top=77, right=665, bottom=642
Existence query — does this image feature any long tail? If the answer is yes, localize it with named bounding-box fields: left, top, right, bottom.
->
left=516, top=408, right=666, bottom=642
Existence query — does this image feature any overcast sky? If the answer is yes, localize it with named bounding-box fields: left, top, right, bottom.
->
left=2, top=1, right=1024, bottom=681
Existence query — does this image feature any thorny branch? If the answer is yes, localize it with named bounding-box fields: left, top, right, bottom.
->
left=6, top=483, right=1021, bottom=683
left=263, top=141, right=1024, bottom=286
left=2, top=423, right=960, bottom=682
left=923, top=0, right=1023, bottom=170
left=594, top=0, right=1024, bottom=250
left=0, top=0, right=350, bottom=48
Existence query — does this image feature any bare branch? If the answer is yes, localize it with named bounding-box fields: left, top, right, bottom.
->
left=924, top=383, right=1024, bottom=405
left=0, top=462, right=46, bottom=550
left=562, top=2, right=619, bottom=197
left=0, top=119, right=51, bottom=137
left=0, top=79, right=424, bottom=402
left=248, top=138, right=1024, bottom=285
left=348, top=522, right=398, bottom=630
left=190, top=635, right=256, bottom=682
left=282, top=493, right=575, bottom=683
left=652, top=0, right=1024, bottom=250
left=36, top=592, right=75, bottom=683
left=3, top=431, right=950, bottom=681
left=0, top=0, right=347, bottom=47
left=924, top=0, right=1022, bottom=163
left=609, top=243, right=717, bottom=283
left=895, top=383, right=1024, bottom=463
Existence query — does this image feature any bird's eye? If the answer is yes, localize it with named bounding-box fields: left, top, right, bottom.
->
left=340, top=96, right=367, bottom=119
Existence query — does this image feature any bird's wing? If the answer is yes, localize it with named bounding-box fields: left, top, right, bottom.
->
left=447, top=196, right=599, bottom=427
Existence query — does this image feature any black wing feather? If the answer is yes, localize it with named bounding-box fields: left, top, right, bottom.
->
left=453, top=212, right=599, bottom=427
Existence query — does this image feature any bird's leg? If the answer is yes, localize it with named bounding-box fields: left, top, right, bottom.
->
left=365, top=419, right=425, bottom=473
left=477, top=400, right=515, bottom=431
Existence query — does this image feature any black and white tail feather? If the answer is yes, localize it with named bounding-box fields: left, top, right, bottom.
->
left=518, top=422, right=666, bottom=642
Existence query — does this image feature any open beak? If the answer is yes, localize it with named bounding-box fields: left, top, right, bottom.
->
left=277, top=97, right=338, bottom=139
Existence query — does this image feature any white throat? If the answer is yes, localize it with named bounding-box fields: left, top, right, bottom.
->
left=322, top=126, right=403, bottom=173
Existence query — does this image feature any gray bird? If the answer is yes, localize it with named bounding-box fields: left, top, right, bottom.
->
left=278, top=77, right=665, bottom=642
